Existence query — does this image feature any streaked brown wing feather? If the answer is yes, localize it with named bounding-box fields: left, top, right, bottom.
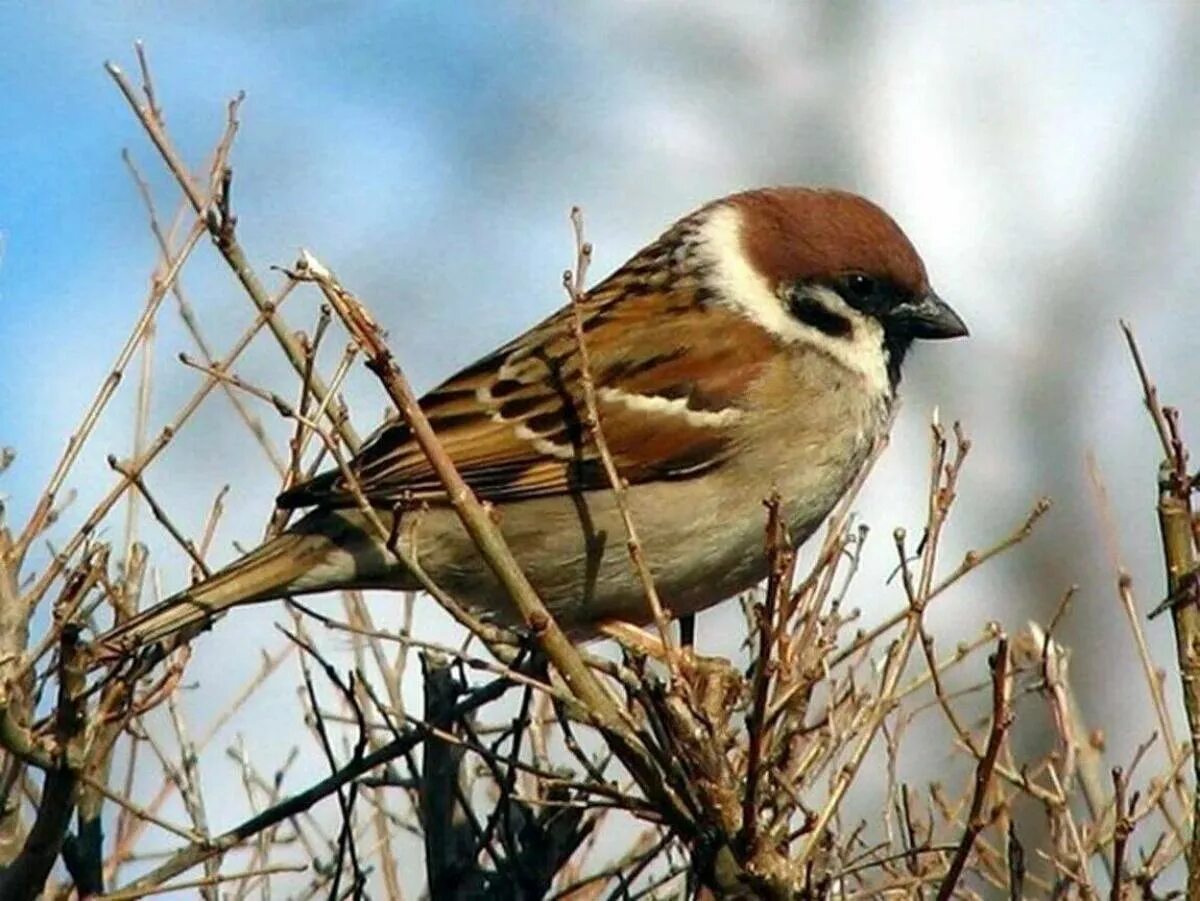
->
left=277, top=271, right=778, bottom=509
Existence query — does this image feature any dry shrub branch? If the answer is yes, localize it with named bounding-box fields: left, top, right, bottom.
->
left=0, top=44, right=1196, bottom=899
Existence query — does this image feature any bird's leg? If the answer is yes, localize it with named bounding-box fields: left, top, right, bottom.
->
left=679, top=613, right=696, bottom=651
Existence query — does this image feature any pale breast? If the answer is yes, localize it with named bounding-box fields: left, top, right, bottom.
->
left=399, top=349, right=892, bottom=633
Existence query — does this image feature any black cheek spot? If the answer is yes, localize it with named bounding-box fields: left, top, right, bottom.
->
left=788, top=295, right=853, bottom=338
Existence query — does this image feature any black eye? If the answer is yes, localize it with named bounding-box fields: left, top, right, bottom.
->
left=844, top=273, right=877, bottom=299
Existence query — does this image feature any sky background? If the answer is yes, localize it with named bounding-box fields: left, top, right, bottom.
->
left=3, top=2, right=1200, bottom=895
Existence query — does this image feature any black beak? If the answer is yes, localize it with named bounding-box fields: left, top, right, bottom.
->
left=887, top=292, right=969, bottom=340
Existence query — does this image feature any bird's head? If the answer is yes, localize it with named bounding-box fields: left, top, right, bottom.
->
left=692, top=187, right=967, bottom=391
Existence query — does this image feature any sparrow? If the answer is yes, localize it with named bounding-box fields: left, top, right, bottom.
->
left=94, top=186, right=967, bottom=660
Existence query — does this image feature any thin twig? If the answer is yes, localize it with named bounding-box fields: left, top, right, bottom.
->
left=562, top=206, right=676, bottom=665
left=105, top=54, right=360, bottom=452
left=935, top=636, right=1012, bottom=901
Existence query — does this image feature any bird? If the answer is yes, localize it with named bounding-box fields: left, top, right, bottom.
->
left=92, top=186, right=967, bottom=663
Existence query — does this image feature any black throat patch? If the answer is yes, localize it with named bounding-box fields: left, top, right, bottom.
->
left=883, top=332, right=912, bottom=390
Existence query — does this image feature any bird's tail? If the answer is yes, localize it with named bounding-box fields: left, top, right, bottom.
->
left=89, top=510, right=378, bottom=668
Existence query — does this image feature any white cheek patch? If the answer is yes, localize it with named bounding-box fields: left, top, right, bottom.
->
left=698, top=205, right=808, bottom=343
left=792, top=285, right=890, bottom=398
left=697, top=205, right=891, bottom=398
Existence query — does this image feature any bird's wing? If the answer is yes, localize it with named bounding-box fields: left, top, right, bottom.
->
left=277, top=278, right=778, bottom=508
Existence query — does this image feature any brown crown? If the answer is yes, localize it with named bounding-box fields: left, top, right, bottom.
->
left=724, top=187, right=930, bottom=298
